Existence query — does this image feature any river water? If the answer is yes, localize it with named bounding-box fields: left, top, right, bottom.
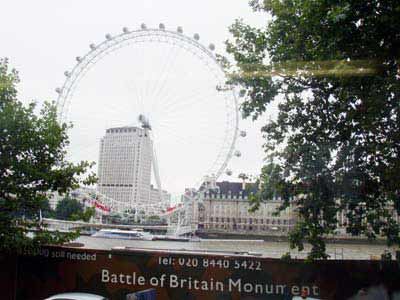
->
left=75, top=236, right=396, bottom=260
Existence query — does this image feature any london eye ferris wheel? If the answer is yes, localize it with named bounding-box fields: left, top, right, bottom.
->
left=55, top=24, right=245, bottom=207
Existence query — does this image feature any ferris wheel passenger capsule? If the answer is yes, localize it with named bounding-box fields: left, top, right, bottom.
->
left=122, top=27, right=130, bottom=34
left=209, top=43, right=215, bottom=51
left=141, top=23, right=147, bottom=30
left=159, top=23, right=165, bottom=30
left=64, top=71, right=70, bottom=77
left=105, top=34, right=112, bottom=40
left=240, top=130, right=247, bottom=137
left=89, top=43, right=96, bottom=50
left=234, top=150, right=242, bottom=157
left=76, top=56, right=82, bottom=63
left=177, top=26, right=183, bottom=34
left=226, top=169, right=233, bottom=176
left=193, top=33, right=200, bottom=41
left=55, top=87, right=62, bottom=94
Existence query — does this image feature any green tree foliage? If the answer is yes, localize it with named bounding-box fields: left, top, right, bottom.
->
left=225, top=1, right=400, bottom=259
left=55, top=197, right=96, bottom=222
left=80, top=206, right=95, bottom=222
left=40, top=198, right=55, bottom=218
left=0, top=58, right=96, bottom=254
left=103, top=213, right=123, bottom=225
left=146, top=215, right=166, bottom=225
left=55, top=197, right=84, bottom=221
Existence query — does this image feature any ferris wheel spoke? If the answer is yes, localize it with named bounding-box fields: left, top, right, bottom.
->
left=158, top=91, right=226, bottom=121
left=126, top=72, right=145, bottom=115
left=154, top=102, right=228, bottom=135
left=155, top=85, right=221, bottom=117
left=155, top=121, right=226, bottom=145
left=158, top=113, right=226, bottom=137
left=143, top=41, right=178, bottom=111
left=148, top=46, right=185, bottom=115
left=151, top=58, right=216, bottom=115
left=154, top=68, right=223, bottom=110
left=133, top=42, right=147, bottom=115
left=133, top=42, right=153, bottom=116
left=138, top=41, right=150, bottom=114
left=92, top=99, right=134, bottom=116
left=147, top=43, right=182, bottom=112
left=149, top=42, right=215, bottom=114
left=155, top=121, right=225, bottom=141
left=81, top=57, right=142, bottom=117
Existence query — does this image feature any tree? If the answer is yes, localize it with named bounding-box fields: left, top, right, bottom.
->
left=0, top=58, right=96, bottom=254
left=55, top=197, right=84, bottom=221
left=80, top=206, right=95, bottom=222
left=40, top=198, right=55, bottom=219
left=225, top=1, right=400, bottom=259
left=55, top=197, right=95, bottom=222
left=145, top=215, right=164, bottom=225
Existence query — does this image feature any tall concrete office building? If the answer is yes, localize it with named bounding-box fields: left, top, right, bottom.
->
left=97, top=126, right=153, bottom=209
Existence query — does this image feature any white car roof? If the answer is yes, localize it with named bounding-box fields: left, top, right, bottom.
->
left=45, top=292, right=106, bottom=300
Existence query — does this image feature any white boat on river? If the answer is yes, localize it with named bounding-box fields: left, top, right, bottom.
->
left=91, top=229, right=154, bottom=241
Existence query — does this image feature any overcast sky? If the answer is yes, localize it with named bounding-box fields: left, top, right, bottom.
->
left=2, top=0, right=273, bottom=197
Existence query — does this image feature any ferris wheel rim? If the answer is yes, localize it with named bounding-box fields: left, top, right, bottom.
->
left=55, top=25, right=239, bottom=187
left=56, top=28, right=228, bottom=121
